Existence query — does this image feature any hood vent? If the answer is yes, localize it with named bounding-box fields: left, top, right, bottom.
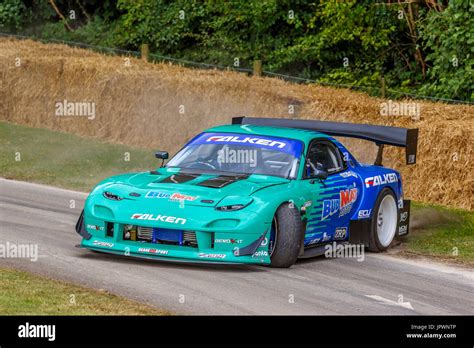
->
left=197, top=175, right=249, bottom=188
left=159, top=173, right=199, bottom=184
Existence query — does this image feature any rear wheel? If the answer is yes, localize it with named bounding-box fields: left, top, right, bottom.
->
left=368, top=188, right=399, bottom=252
left=269, top=203, right=303, bottom=268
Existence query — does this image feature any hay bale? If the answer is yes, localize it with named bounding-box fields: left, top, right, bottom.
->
left=0, top=38, right=472, bottom=210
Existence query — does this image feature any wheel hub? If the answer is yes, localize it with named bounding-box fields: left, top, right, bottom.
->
left=377, top=213, right=384, bottom=227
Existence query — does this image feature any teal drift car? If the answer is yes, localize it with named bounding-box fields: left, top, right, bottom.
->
left=76, top=117, right=418, bottom=267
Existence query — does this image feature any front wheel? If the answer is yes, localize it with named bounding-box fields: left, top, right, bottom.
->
left=269, top=203, right=303, bottom=268
left=368, top=188, right=399, bottom=252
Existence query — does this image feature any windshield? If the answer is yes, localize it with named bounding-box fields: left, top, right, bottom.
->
left=166, top=132, right=303, bottom=179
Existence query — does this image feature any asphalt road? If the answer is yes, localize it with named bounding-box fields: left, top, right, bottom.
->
left=1, top=178, right=473, bottom=315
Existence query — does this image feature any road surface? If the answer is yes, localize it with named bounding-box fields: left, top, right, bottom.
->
left=1, top=178, right=472, bottom=315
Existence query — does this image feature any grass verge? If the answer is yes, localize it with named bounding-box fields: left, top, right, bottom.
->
left=0, top=268, right=169, bottom=315
left=0, top=121, right=157, bottom=192
left=402, top=203, right=474, bottom=266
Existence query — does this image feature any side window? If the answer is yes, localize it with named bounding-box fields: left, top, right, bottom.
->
left=305, top=140, right=344, bottom=177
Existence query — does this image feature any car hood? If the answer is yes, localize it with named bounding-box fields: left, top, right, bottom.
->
left=95, top=168, right=290, bottom=207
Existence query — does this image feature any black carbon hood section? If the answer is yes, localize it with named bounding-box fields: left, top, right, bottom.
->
left=196, top=175, right=249, bottom=188
left=159, top=173, right=200, bottom=184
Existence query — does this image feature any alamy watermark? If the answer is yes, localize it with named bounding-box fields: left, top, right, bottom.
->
left=18, top=322, right=55, bottom=341
left=0, top=242, right=38, bottom=262
left=55, top=99, right=96, bottom=120
left=217, top=148, right=257, bottom=167
left=324, top=242, right=365, bottom=262
left=380, top=100, right=420, bottom=120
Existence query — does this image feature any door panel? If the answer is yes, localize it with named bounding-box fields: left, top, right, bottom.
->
left=302, top=139, right=361, bottom=246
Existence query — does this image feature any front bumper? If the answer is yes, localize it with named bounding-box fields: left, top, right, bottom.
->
left=75, top=210, right=271, bottom=265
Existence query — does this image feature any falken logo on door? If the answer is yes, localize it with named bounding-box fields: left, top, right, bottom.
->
left=131, top=214, right=186, bottom=225
left=321, top=188, right=358, bottom=221
left=198, top=253, right=226, bottom=259
left=365, top=173, right=398, bottom=188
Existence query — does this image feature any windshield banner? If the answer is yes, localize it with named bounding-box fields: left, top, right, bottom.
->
left=188, top=132, right=303, bottom=157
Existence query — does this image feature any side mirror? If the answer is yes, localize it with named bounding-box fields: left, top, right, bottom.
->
left=155, top=151, right=169, bottom=168
left=155, top=151, right=169, bottom=160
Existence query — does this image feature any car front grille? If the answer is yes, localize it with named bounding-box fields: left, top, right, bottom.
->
left=183, top=230, right=197, bottom=246
left=132, top=225, right=197, bottom=247
left=137, top=226, right=153, bottom=241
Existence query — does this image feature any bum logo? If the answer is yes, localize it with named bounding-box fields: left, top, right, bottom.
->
left=322, top=188, right=358, bottom=221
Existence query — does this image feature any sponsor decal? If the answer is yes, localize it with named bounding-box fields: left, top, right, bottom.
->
left=260, top=237, right=268, bottom=246
left=145, top=191, right=198, bottom=201
left=87, top=224, right=104, bottom=231
left=334, top=227, right=347, bottom=240
left=206, top=135, right=286, bottom=149
left=131, top=214, right=186, bottom=225
left=169, top=193, right=197, bottom=201
left=322, top=232, right=331, bottom=242
left=400, top=211, right=408, bottom=222
left=358, top=209, right=371, bottom=219
left=398, top=225, right=408, bottom=235
left=301, top=200, right=312, bottom=212
left=339, top=171, right=358, bottom=178
left=307, top=238, right=321, bottom=246
left=138, top=248, right=169, bottom=255
left=365, top=173, right=398, bottom=188
left=198, top=253, right=226, bottom=259
left=145, top=191, right=170, bottom=198
left=322, top=187, right=358, bottom=220
left=93, top=240, right=114, bottom=248
left=18, top=322, right=55, bottom=342
left=252, top=250, right=269, bottom=258
left=322, top=199, right=339, bottom=220
left=339, top=188, right=357, bottom=216
left=189, top=132, right=303, bottom=157
left=214, top=238, right=243, bottom=245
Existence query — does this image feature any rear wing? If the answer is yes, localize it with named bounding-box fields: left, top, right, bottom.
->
left=232, top=116, right=419, bottom=165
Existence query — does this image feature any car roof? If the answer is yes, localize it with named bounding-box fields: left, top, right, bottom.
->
left=204, top=124, right=331, bottom=144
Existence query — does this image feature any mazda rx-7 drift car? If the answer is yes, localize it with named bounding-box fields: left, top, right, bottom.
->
left=76, top=117, right=418, bottom=267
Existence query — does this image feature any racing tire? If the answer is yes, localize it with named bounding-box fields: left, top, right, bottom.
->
left=269, top=202, right=304, bottom=268
left=368, top=188, right=399, bottom=252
